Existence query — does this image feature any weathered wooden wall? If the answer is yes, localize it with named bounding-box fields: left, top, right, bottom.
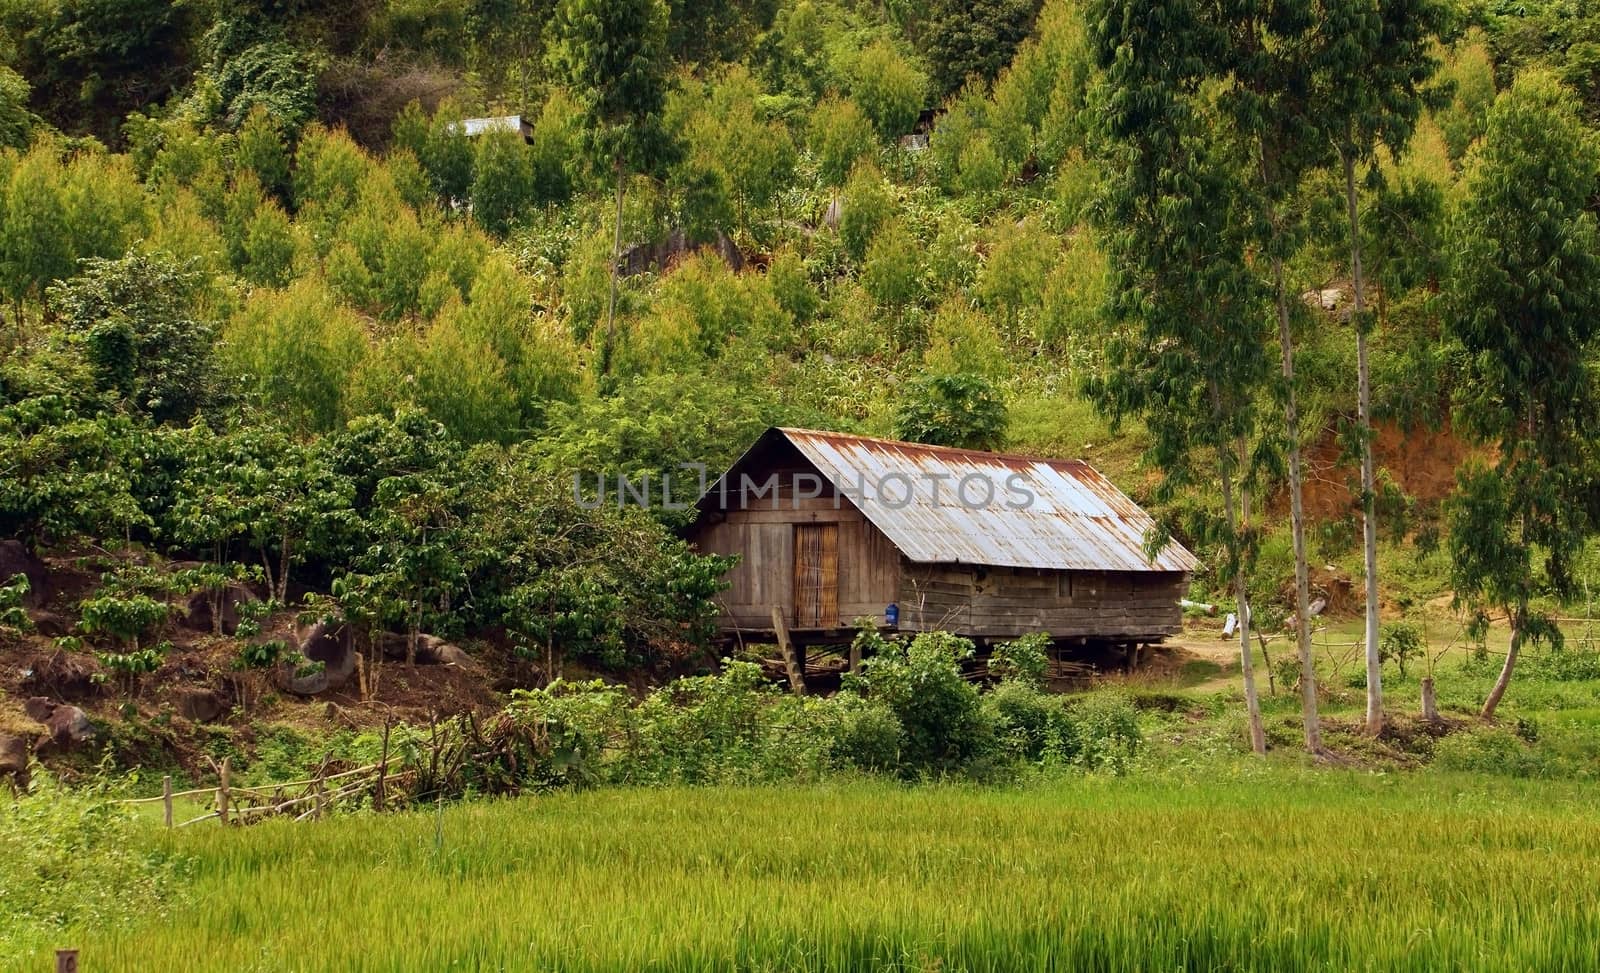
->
left=688, top=434, right=1187, bottom=642
left=897, top=563, right=1187, bottom=641
left=693, top=478, right=900, bottom=632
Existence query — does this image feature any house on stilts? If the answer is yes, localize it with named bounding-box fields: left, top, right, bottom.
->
left=685, top=428, right=1198, bottom=656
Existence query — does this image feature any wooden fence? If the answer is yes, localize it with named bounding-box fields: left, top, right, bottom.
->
left=118, top=725, right=395, bottom=827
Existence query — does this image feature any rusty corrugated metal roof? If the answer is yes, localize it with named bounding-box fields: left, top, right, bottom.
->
left=704, top=428, right=1197, bottom=573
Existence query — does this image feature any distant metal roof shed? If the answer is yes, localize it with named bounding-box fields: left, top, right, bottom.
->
left=451, top=115, right=533, bottom=141
left=697, top=428, right=1198, bottom=574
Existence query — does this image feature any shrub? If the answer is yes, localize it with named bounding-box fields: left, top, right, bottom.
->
left=1067, top=692, right=1143, bottom=773
left=827, top=694, right=903, bottom=772
left=986, top=680, right=1067, bottom=761
left=839, top=161, right=894, bottom=262
left=808, top=95, right=876, bottom=188
left=990, top=632, right=1050, bottom=687
left=1379, top=622, right=1425, bottom=679
left=0, top=777, right=184, bottom=956
left=891, top=372, right=1007, bottom=451
left=1434, top=727, right=1548, bottom=778
left=849, top=630, right=995, bottom=776
left=850, top=40, right=928, bottom=140
left=1, top=573, right=33, bottom=633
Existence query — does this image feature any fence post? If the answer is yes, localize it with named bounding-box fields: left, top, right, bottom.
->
left=218, top=757, right=231, bottom=826
left=375, top=722, right=390, bottom=813
left=55, top=949, right=78, bottom=973
left=162, top=775, right=173, bottom=829
left=314, top=767, right=326, bottom=820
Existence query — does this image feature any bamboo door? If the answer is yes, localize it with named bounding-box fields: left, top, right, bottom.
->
left=793, top=524, right=839, bottom=627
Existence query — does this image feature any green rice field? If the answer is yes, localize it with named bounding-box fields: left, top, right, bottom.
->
left=12, top=771, right=1600, bottom=972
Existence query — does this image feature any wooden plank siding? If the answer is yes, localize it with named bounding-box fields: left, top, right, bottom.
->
left=897, top=563, right=1186, bottom=641
left=697, top=490, right=901, bottom=632
left=687, top=431, right=1189, bottom=643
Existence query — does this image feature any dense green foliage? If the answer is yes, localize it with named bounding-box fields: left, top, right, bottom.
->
left=0, top=0, right=1598, bottom=722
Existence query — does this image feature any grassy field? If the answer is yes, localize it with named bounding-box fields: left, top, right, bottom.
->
left=11, top=771, right=1600, bottom=972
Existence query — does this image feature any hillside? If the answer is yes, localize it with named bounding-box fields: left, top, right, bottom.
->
left=1, top=0, right=1599, bottom=772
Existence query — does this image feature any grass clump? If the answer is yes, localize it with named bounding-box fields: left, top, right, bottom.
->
left=0, top=776, right=187, bottom=957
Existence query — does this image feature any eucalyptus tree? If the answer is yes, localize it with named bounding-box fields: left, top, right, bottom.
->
left=1086, top=0, right=1272, bottom=753
left=1445, top=72, right=1600, bottom=721
left=1316, top=0, right=1449, bottom=734
left=548, top=0, right=672, bottom=377
left=1213, top=0, right=1335, bottom=753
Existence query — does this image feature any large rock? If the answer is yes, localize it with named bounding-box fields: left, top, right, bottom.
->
left=274, top=658, right=332, bottom=696
left=0, top=539, right=48, bottom=608
left=19, top=652, right=99, bottom=701
left=272, top=620, right=361, bottom=697
left=24, top=609, right=69, bottom=637
left=23, top=696, right=55, bottom=722
left=39, top=704, right=95, bottom=749
left=179, top=584, right=261, bottom=636
left=620, top=227, right=744, bottom=277
left=0, top=733, right=29, bottom=782
left=378, top=632, right=473, bottom=667
left=175, top=687, right=227, bottom=723
left=296, top=620, right=357, bottom=688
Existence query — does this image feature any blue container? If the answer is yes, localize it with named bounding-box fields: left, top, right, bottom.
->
left=885, top=603, right=899, bottom=626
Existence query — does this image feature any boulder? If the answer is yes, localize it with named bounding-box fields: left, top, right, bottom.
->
left=379, top=632, right=472, bottom=666
left=24, top=609, right=69, bottom=638
left=175, top=687, right=227, bottom=723
left=19, top=651, right=100, bottom=701
left=620, top=227, right=744, bottom=277
left=179, top=584, right=261, bottom=636
left=274, top=658, right=331, bottom=696
left=41, top=704, right=95, bottom=749
left=0, top=733, right=29, bottom=779
left=295, top=620, right=357, bottom=689
left=23, top=696, right=55, bottom=722
left=0, top=539, right=48, bottom=608
left=434, top=642, right=477, bottom=670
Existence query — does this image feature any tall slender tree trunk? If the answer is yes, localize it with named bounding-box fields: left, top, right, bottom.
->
left=1272, top=252, right=1324, bottom=754
left=601, top=159, right=625, bottom=376
left=1342, top=149, right=1383, bottom=735
left=1213, top=385, right=1265, bottom=753
left=276, top=533, right=291, bottom=604
left=1220, top=453, right=1267, bottom=754
left=1481, top=604, right=1524, bottom=720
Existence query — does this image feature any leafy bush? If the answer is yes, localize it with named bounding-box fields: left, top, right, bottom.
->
left=986, top=680, right=1066, bottom=761
left=850, top=40, right=927, bottom=140
left=991, top=632, right=1051, bottom=687
left=827, top=694, right=904, bottom=772
left=509, top=665, right=838, bottom=787
left=1066, top=692, right=1143, bottom=772
left=0, top=573, right=33, bottom=633
left=848, top=630, right=995, bottom=776
left=78, top=593, right=169, bottom=648
left=1379, top=622, right=1425, bottom=679
left=0, top=776, right=185, bottom=957
left=839, top=161, right=895, bottom=262
left=48, top=252, right=221, bottom=425
left=891, top=372, right=1007, bottom=451
left=1434, top=727, right=1551, bottom=778
left=1521, top=646, right=1600, bottom=682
